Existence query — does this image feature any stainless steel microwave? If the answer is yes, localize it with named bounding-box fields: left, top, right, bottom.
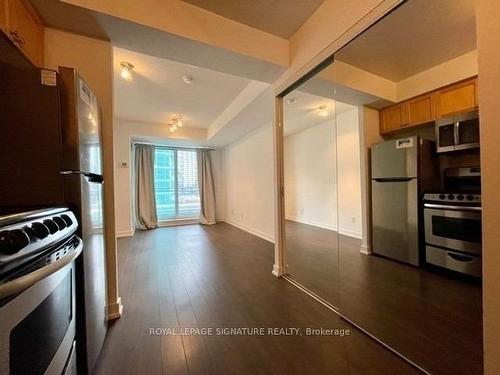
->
left=435, top=110, right=480, bottom=153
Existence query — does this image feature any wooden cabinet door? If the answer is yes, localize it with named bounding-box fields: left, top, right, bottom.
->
left=405, top=94, right=434, bottom=126
left=380, top=104, right=405, bottom=134
left=0, top=0, right=6, bottom=32
left=436, top=78, right=477, bottom=118
left=7, top=0, right=44, bottom=67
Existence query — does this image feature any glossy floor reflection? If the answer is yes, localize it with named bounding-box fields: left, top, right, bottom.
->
left=286, top=220, right=339, bottom=307
left=94, top=223, right=417, bottom=375
left=286, top=220, right=482, bottom=375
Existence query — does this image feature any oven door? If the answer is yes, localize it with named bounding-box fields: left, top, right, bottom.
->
left=424, top=204, right=482, bottom=255
left=0, top=243, right=82, bottom=375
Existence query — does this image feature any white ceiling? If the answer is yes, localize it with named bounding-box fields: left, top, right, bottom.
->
left=114, top=47, right=251, bottom=128
left=336, top=0, right=476, bottom=81
left=180, top=0, right=324, bottom=39
left=283, top=90, right=356, bottom=137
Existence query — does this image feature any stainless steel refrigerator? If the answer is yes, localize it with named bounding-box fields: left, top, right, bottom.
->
left=0, top=43, right=107, bottom=375
left=371, top=136, right=438, bottom=266
left=59, top=67, right=108, bottom=375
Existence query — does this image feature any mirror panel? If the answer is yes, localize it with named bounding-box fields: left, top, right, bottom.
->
left=282, top=63, right=340, bottom=307
left=334, top=0, right=482, bottom=374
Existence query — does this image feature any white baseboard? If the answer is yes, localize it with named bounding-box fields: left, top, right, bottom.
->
left=222, top=219, right=275, bottom=243
left=272, top=264, right=282, bottom=277
left=339, top=227, right=363, bottom=240
left=286, top=217, right=362, bottom=240
left=360, top=244, right=371, bottom=255
left=158, top=218, right=199, bottom=227
left=117, top=228, right=135, bottom=238
left=286, top=216, right=337, bottom=231
left=106, top=297, right=123, bottom=320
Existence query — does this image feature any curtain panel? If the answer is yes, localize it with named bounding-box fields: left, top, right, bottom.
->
left=135, top=144, right=158, bottom=229
left=197, top=149, right=217, bottom=225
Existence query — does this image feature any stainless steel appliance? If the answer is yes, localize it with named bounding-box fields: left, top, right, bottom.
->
left=436, top=110, right=480, bottom=153
left=0, top=38, right=107, bottom=375
left=423, top=167, right=482, bottom=277
left=371, top=136, right=439, bottom=265
left=0, top=207, right=82, bottom=375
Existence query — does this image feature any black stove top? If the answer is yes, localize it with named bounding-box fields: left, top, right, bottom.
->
left=0, top=206, right=78, bottom=280
left=424, top=192, right=481, bottom=205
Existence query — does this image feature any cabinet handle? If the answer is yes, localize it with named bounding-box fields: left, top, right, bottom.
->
left=9, top=30, right=25, bottom=47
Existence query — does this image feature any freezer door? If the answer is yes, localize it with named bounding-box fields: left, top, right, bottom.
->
left=371, top=137, right=418, bottom=179
left=59, top=67, right=103, bottom=175
left=77, top=77, right=103, bottom=175
left=372, top=179, right=419, bottom=266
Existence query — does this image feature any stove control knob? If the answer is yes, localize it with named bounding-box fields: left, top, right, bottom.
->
left=0, top=229, right=30, bottom=254
left=466, top=195, right=474, bottom=201
left=42, top=219, right=59, bottom=234
left=439, top=194, right=446, bottom=200
left=53, top=216, right=67, bottom=230
left=457, top=195, right=464, bottom=201
left=447, top=194, right=455, bottom=200
left=60, top=214, right=73, bottom=227
left=31, top=222, right=50, bottom=239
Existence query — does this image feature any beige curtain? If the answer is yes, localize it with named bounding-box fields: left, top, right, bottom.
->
left=135, top=144, right=158, bottom=229
left=197, top=149, right=217, bottom=225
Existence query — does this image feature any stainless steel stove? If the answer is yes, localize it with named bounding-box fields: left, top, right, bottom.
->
left=423, top=167, right=482, bottom=278
left=0, top=207, right=82, bottom=375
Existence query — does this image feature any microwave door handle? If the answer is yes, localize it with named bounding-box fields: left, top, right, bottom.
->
left=0, top=238, right=83, bottom=299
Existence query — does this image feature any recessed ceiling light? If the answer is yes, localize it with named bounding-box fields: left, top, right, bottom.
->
left=120, top=62, right=134, bottom=81
left=319, top=105, right=328, bottom=117
left=182, top=75, right=193, bottom=84
left=168, top=115, right=184, bottom=132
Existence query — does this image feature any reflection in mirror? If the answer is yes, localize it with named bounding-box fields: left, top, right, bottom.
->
left=282, top=63, right=340, bottom=307
left=333, top=0, right=481, bottom=374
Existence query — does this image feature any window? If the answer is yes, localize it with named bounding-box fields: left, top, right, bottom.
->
left=154, top=148, right=200, bottom=221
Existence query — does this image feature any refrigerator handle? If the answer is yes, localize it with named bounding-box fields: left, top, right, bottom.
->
left=61, top=170, right=104, bottom=184
left=372, top=177, right=414, bottom=183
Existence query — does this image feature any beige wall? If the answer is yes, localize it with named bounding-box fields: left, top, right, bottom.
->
left=475, top=1, right=500, bottom=373
left=223, top=123, right=275, bottom=242
left=44, top=28, right=121, bottom=318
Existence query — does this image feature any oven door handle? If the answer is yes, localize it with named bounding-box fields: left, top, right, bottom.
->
left=423, top=203, right=482, bottom=212
left=0, top=237, right=83, bottom=300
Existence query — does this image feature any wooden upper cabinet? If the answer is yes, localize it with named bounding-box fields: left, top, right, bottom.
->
left=378, top=77, right=478, bottom=136
left=405, top=94, right=435, bottom=126
left=3, top=0, right=44, bottom=67
left=380, top=104, right=405, bottom=134
left=435, top=78, right=477, bottom=118
left=0, top=0, right=6, bottom=32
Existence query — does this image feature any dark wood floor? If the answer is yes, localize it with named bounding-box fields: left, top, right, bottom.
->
left=94, top=223, right=418, bottom=375
left=286, top=220, right=483, bottom=375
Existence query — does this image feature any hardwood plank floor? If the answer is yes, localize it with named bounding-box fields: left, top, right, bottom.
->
left=285, top=220, right=483, bottom=375
left=94, top=223, right=418, bottom=375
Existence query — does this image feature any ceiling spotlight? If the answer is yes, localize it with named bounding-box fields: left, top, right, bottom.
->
left=182, top=75, right=193, bottom=84
left=174, top=115, right=183, bottom=127
left=120, top=62, right=135, bottom=81
left=319, top=105, right=328, bottom=117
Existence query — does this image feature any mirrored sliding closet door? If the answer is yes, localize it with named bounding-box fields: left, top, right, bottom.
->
left=281, top=0, right=483, bottom=374
left=282, top=62, right=340, bottom=308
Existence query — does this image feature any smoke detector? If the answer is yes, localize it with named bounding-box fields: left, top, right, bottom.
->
left=182, top=75, right=193, bottom=84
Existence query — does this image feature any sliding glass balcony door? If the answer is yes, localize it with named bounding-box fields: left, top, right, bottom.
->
left=154, top=148, right=200, bottom=221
